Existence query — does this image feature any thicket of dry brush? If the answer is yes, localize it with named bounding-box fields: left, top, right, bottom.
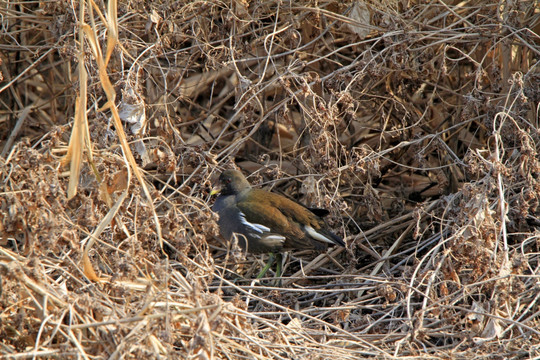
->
left=0, top=0, right=539, bottom=358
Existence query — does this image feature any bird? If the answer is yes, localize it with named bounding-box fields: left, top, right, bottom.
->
left=211, top=169, right=344, bottom=278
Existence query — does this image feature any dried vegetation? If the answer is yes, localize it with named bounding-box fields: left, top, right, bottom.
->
left=1, top=0, right=540, bottom=358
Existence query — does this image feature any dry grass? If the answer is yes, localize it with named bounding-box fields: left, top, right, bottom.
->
left=1, top=0, right=540, bottom=358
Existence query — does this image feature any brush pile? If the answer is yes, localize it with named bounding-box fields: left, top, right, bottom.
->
left=1, top=0, right=539, bottom=358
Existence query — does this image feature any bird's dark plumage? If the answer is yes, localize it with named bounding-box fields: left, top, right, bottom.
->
left=212, top=169, right=344, bottom=254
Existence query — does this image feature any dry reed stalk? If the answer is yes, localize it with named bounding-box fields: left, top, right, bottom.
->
left=0, top=0, right=539, bottom=358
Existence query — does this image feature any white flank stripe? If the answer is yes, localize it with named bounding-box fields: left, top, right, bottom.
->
left=263, top=235, right=286, bottom=242
left=238, top=212, right=270, bottom=233
left=305, top=226, right=334, bottom=244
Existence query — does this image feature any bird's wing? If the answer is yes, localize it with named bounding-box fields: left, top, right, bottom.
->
left=253, top=190, right=322, bottom=228
left=236, top=200, right=297, bottom=233
left=255, top=190, right=345, bottom=247
left=237, top=190, right=344, bottom=248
